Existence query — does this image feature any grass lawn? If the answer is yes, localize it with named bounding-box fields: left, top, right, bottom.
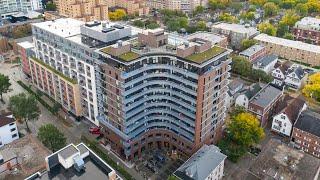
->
left=100, top=47, right=140, bottom=61
left=118, top=52, right=140, bottom=61
left=185, top=46, right=226, bottom=64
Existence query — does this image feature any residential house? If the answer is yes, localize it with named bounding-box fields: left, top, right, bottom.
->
left=226, top=79, right=244, bottom=110
left=248, top=84, right=283, bottom=127
left=235, top=83, right=263, bottom=109
left=173, top=144, right=227, bottom=180
left=271, top=61, right=293, bottom=87
left=252, top=54, right=278, bottom=73
left=292, top=110, right=320, bottom=158
left=0, top=112, right=19, bottom=148
left=284, top=64, right=307, bottom=89
left=239, top=44, right=267, bottom=62
left=271, top=61, right=307, bottom=89
left=272, top=96, right=307, bottom=136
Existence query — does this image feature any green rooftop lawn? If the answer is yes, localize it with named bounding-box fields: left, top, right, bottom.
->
left=100, top=47, right=140, bottom=62
left=185, top=46, right=226, bottom=64
left=31, top=57, right=77, bottom=84
left=118, top=52, right=140, bottom=61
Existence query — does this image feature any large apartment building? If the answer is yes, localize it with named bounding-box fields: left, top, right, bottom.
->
left=25, top=19, right=231, bottom=160
left=0, top=0, right=42, bottom=17
left=293, top=17, right=320, bottom=45
left=106, top=0, right=149, bottom=16
left=146, top=0, right=201, bottom=13
left=254, top=33, right=320, bottom=66
left=53, top=0, right=108, bottom=22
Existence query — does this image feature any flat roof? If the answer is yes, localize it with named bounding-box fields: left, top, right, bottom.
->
left=248, top=139, right=320, bottom=180
left=239, top=44, right=265, bottom=57
left=32, top=18, right=84, bottom=38
left=17, top=41, right=34, bottom=49
left=185, top=46, right=227, bottom=64
left=295, top=17, right=320, bottom=30
left=250, top=84, right=282, bottom=108
left=294, top=110, right=320, bottom=137
left=187, top=32, right=226, bottom=45
left=174, top=145, right=227, bottom=180
left=254, top=33, right=320, bottom=54
left=212, top=22, right=258, bottom=35
left=58, top=144, right=78, bottom=159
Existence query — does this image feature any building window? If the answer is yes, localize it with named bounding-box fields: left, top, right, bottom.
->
left=12, top=134, right=18, bottom=138
left=10, top=128, right=16, bottom=132
left=9, top=123, right=15, bottom=126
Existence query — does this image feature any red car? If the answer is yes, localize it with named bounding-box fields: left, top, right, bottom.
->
left=89, top=126, right=102, bottom=134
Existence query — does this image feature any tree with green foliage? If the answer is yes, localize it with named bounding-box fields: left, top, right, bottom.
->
left=196, top=21, right=207, bottom=31
left=218, top=112, right=265, bottom=162
left=283, top=32, right=294, bottom=39
left=0, top=74, right=11, bottom=102
left=12, top=24, right=32, bottom=39
left=167, top=175, right=179, bottom=180
left=277, top=21, right=290, bottom=37
left=38, top=124, right=66, bottom=152
left=241, top=39, right=257, bottom=50
left=258, top=22, right=277, bottom=36
left=280, top=0, right=297, bottom=9
left=45, top=2, right=56, bottom=11
left=306, top=0, right=320, bottom=13
left=263, top=2, right=279, bottom=17
left=295, top=3, right=308, bottom=16
left=9, top=93, right=39, bottom=132
left=219, top=13, right=238, bottom=23
left=250, top=69, right=273, bottom=83
left=240, top=11, right=255, bottom=21
left=231, top=56, right=252, bottom=77
left=193, top=5, right=204, bottom=15
left=302, top=72, right=320, bottom=102
left=280, top=10, right=300, bottom=27
left=249, top=0, right=266, bottom=7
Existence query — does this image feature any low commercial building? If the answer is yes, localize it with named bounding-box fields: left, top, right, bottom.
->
left=293, top=17, right=320, bottom=45
left=292, top=110, right=320, bottom=158
left=173, top=144, right=226, bottom=180
left=254, top=33, right=320, bottom=66
left=212, top=23, right=259, bottom=49
left=239, top=44, right=267, bottom=62
left=248, top=84, right=283, bottom=127
left=25, top=143, right=120, bottom=180
left=272, top=96, right=306, bottom=136
left=0, top=113, right=19, bottom=148
left=252, top=54, right=278, bottom=73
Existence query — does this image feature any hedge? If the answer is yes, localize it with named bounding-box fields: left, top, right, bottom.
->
left=81, top=135, right=135, bottom=180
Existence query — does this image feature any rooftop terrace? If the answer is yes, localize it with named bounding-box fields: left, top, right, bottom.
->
left=185, top=46, right=226, bottom=64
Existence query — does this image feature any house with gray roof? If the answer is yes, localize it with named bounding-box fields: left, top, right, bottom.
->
left=252, top=54, right=278, bottom=73
left=235, top=83, right=264, bottom=109
left=173, top=144, right=227, bottom=180
left=239, top=44, right=267, bottom=62
left=248, top=84, right=283, bottom=127
left=284, top=64, right=307, bottom=89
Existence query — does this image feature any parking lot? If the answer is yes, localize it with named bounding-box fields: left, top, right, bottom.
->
left=134, top=149, right=185, bottom=180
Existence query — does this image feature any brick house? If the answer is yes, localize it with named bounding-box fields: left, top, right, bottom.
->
left=292, top=110, right=320, bottom=158
left=248, top=84, right=283, bottom=127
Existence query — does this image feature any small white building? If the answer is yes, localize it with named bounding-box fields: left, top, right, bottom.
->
left=252, top=54, right=278, bottom=73
left=272, top=96, right=306, bottom=136
left=235, top=83, right=263, bottom=109
left=173, top=144, right=227, bottom=180
left=0, top=113, right=19, bottom=148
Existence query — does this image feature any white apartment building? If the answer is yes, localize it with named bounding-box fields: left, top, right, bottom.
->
left=31, top=19, right=100, bottom=125
left=0, top=114, right=19, bottom=148
left=0, top=0, right=43, bottom=17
